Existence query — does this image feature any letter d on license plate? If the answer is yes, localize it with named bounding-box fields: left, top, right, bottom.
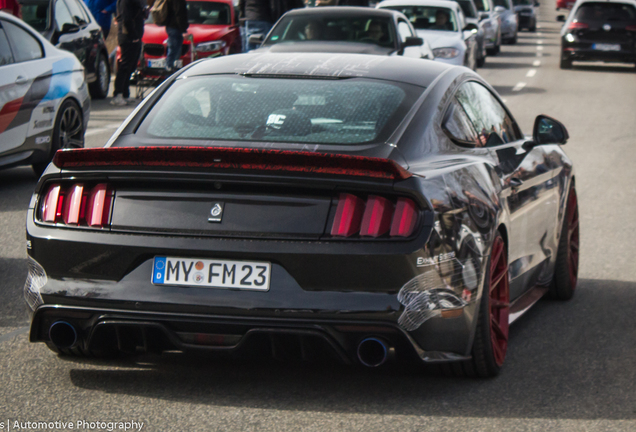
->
left=152, top=257, right=271, bottom=291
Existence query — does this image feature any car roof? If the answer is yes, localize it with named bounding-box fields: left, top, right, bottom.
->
left=182, top=52, right=454, bottom=88
left=378, top=0, right=463, bottom=9
left=280, top=6, right=403, bottom=18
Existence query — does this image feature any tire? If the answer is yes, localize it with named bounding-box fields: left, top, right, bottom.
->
left=550, top=186, right=579, bottom=300
left=88, top=53, right=110, bottom=99
left=560, top=54, right=572, bottom=69
left=508, top=33, right=517, bottom=44
left=32, top=99, right=84, bottom=176
left=477, top=53, right=485, bottom=68
left=442, top=232, right=510, bottom=378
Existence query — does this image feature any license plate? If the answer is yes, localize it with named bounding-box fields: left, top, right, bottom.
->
left=152, top=257, right=271, bottom=290
left=147, top=59, right=183, bottom=68
left=592, top=43, right=620, bottom=51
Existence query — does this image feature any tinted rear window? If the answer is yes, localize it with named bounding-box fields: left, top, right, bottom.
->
left=575, top=2, right=636, bottom=22
left=137, top=75, right=424, bottom=145
left=457, top=1, right=478, bottom=18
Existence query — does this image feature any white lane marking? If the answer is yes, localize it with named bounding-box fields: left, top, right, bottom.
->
left=0, top=327, right=28, bottom=343
left=512, top=82, right=527, bottom=92
left=537, top=32, right=543, bottom=36
left=537, top=46, right=544, bottom=51
left=533, top=60, right=541, bottom=67
left=502, top=98, right=508, bottom=103
left=526, top=69, right=537, bottom=77
left=537, top=40, right=543, bottom=45
left=537, top=24, right=542, bottom=29
left=85, top=123, right=121, bottom=137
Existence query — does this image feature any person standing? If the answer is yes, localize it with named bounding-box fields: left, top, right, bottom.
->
left=84, top=0, right=118, bottom=39
left=112, top=0, right=146, bottom=105
left=0, top=0, right=21, bottom=17
left=164, top=0, right=188, bottom=72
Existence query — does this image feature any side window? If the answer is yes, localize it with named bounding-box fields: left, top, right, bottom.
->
left=456, top=81, right=519, bottom=147
left=397, top=20, right=413, bottom=42
left=55, top=0, right=75, bottom=31
left=64, top=0, right=89, bottom=26
left=443, top=98, right=480, bottom=147
left=0, top=26, right=15, bottom=66
left=3, top=21, right=43, bottom=63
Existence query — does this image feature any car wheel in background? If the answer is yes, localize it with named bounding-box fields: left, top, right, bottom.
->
left=88, top=53, right=110, bottom=99
left=550, top=186, right=579, bottom=300
left=560, top=50, right=573, bottom=69
left=32, top=99, right=84, bottom=176
left=440, top=232, right=510, bottom=378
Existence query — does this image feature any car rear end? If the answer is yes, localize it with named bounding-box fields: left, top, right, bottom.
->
left=24, top=68, right=479, bottom=366
left=561, top=1, right=636, bottom=65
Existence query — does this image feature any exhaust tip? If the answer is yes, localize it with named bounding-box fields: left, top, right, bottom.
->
left=357, top=337, right=390, bottom=367
left=49, top=321, right=78, bottom=349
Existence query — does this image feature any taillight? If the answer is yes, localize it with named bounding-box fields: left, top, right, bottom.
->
left=331, top=193, right=365, bottom=237
left=626, top=25, right=636, bottom=31
left=331, top=194, right=419, bottom=239
left=40, top=183, right=112, bottom=228
left=568, top=21, right=588, bottom=30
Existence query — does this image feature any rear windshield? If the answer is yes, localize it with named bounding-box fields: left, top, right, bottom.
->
left=575, top=2, right=636, bottom=22
left=457, top=0, right=478, bottom=18
left=383, top=6, right=458, bottom=32
left=137, top=75, right=424, bottom=145
left=263, top=15, right=395, bottom=48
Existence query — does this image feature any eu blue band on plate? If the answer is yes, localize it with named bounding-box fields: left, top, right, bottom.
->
left=153, top=257, right=167, bottom=284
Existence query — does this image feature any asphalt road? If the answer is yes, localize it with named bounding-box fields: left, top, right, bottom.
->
left=1, top=4, right=635, bottom=431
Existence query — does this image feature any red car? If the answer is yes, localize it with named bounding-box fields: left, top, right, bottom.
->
left=117, top=0, right=241, bottom=74
left=556, top=0, right=576, bottom=10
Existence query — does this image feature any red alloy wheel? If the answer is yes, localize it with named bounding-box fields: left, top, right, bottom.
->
left=567, top=189, right=580, bottom=289
left=489, top=236, right=510, bottom=367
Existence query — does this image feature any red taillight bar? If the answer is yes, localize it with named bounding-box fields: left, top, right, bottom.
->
left=626, top=25, right=636, bottom=31
left=85, top=184, right=112, bottom=227
left=360, top=195, right=394, bottom=237
left=390, top=197, right=418, bottom=237
left=42, top=184, right=62, bottom=223
left=52, top=147, right=412, bottom=181
left=568, top=21, right=588, bottom=30
left=331, top=193, right=365, bottom=237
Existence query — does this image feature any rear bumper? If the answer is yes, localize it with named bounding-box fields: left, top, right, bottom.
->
left=562, top=47, right=636, bottom=63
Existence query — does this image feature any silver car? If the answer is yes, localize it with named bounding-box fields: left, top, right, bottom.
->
left=493, top=0, right=518, bottom=43
left=473, top=0, right=503, bottom=54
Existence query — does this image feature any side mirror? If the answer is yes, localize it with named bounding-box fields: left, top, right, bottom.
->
left=248, top=33, right=264, bottom=45
left=463, top=23, right=479, bottom=32
left=532, top=115, right=569, bottom=145
left=556, top=14, right=566, bottom=22
left=403, top=36, right=424, bottom=47
left=494, top=6, right=506, bottom=13
left=60, top=23, right=80, bottom=35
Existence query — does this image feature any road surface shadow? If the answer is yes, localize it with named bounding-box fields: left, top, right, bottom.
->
left=67, top=278, right=636, bottom=420
left=0, top=167, right=38, bottom=212
left=496, top=51, right=551, bottom=58
left=571, top=64, right=636, bottom=74
left=482, top=62, right=534, bottom=70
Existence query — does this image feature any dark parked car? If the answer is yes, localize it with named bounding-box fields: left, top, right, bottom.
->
left=19, top=0, right=111, bottom=98
left=251, top=7, right=434, bottom=59
left=25, top=53, right=578, bottom=377
left=513, top=0, right=537, bottom=31
left=559, top=0, right=636, bottom=69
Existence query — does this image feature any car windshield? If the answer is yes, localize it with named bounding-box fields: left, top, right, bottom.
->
left=186, top=2, right=231, bottom=25
left=263, top=15, right=395, bottom=48
left=383, top=6, right=458, bottom=32
left=574, top=2, right=636, bottom=22
left=20, top=0, right=50, bottom=32
left=137, top=75, right=424, bottom=145
left=456, top=0, right=478, bottom=18
left=493, top=0, right=511, bottom=9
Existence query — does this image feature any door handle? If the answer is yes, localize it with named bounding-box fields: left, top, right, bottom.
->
left=510, top=177, right=524, bottom=188
left=15, top=76, right=28, bottom=85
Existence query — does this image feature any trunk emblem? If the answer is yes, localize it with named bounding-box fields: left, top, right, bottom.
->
left=603, top=24, right=611, bottom=31
left=208, top=203, right=224, bottom=223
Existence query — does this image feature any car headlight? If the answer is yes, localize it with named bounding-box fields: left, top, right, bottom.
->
left=433, top=47, right=460, bottom=59
left=196, top=40, right=227, bottom=53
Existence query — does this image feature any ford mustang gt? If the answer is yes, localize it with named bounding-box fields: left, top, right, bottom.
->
left=25, top=53, right=578, bottom=377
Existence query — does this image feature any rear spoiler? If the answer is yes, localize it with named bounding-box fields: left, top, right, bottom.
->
left=52, top=146, right=412, bottom=180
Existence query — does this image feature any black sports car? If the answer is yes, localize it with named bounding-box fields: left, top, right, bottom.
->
left=25, top=53, right=578, bottom=377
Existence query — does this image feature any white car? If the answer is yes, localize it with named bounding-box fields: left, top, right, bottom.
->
left=0, top=11, right=89, bottom=176
left=378, top=0, right=480, bottom=69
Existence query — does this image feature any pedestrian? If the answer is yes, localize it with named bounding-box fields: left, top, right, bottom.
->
left=239, top=0, right=303, bottom=52
left=0, top=0, right=20, bottom=17
left=164, top=0, right=188, bottom=72
left=111, top=0, right=146, bottom=105
left=84, top=0, right=118, bottom=39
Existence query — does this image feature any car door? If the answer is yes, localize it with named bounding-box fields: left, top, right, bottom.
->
left=0, top=19, right=46, bottom=153
left=53, top=0, right=85, bottom=63
left=64, top=0, right=97, bottom=75
left=455, top=81, right=559, bottom=299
